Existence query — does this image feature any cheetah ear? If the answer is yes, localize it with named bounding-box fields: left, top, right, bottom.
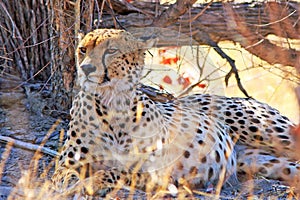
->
left=77, top=30, right=85, bottom=44
left=138, top=37, right=158, bottom=50
left=128, top=27, right=158, bottom=49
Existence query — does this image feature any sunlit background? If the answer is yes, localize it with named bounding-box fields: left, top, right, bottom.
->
left=143, top=41, right=299, bottom=123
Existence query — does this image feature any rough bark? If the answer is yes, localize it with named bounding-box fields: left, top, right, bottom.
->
left=103, top=0, right=300, bottom=71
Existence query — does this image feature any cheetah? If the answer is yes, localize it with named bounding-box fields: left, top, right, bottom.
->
left=52, top=29, right=300, bottom=197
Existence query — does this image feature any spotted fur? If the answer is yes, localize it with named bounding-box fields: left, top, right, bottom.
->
left=52, top=29, right=299, bottom=197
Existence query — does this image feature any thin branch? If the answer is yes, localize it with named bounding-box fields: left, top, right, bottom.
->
left=13, top=62, right=51, bottom=89
left=0, top=2, right=17, bottom=39
left=106, top=0, right=120, bottom=28
left=193, top=31, right=250, bottom=97
left=251, top=9, right=297, bottom=27
left=0, top=141, right=13, bottom=185
left=178, top=0, right=213, bottom=23
left=0, top=55, right=13, bottom=61
left=0, top=2, right=28, bottom=80
left=152, top=0, right=197, bottom=27
left=0, top=136, right=59, bottom=157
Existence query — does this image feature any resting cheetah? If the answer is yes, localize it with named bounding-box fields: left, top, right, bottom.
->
left=52, top=29, right=300, bottom=197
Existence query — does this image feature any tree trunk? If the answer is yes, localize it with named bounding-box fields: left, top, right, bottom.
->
left=103, top=0, right=300, bottom=71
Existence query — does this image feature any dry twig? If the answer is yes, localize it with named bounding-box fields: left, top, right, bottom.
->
left=0, top=136, right=59, bottom=157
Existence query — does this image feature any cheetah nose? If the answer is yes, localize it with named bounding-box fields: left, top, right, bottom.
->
left=81, top=64, right=96, bottom=76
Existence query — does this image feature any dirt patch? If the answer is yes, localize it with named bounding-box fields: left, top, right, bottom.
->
left=0, top=75, right=67, bottom=199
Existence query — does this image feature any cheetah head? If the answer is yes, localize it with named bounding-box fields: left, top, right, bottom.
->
left=76, top=29, right=154, bottom=95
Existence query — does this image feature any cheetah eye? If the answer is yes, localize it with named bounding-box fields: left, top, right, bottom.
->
left=79, top=47, right=87, bottom=54
left=106, top=48, right=119, bottom=54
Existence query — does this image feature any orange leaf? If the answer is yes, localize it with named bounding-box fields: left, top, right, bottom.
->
left=160, top=58, right=172, bottom=65
left=183, top=77, right=191, bottom=89
left=172, top=57, right=180, bottom=63
left=177, top=76, right=191, bottom=89
left=158, top=49, right=167, bottom=55
left=197, top=83, right=206, bottom=88
left=163, top=75, right=172, bottom=84
left=160, top=57, right=180, bottom=65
